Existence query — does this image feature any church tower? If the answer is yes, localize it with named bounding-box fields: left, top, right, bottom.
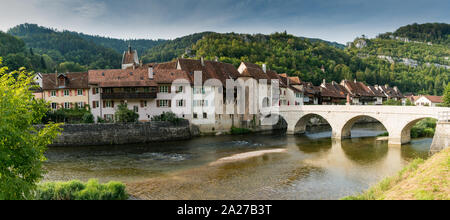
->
left=122, top=44, right=140, bottom=69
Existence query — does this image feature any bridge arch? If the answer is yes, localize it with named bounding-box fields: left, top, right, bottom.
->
left=293, top=113, right=332, bottom=135
left=399, top=116, right=438, bottom=145
left=339, top=115, right=389, bottom=139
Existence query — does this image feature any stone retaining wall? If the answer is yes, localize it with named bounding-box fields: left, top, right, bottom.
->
left=37, top=121, right=192, bottom=147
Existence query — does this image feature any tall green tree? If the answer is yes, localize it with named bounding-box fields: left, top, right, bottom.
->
left=443, top=83, right=450, bottom=107
left=0, top=58, right=61, bottom=200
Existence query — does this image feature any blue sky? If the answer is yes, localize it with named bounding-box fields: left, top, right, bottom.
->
left=0, top=0, right=449, bottom=44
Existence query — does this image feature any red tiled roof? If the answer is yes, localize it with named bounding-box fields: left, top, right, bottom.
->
left=122, top=50, right=138, bottom=65
left=43, top=72, right=89, bottom=90
left=89, top=69, right=157, bottom=88
left=321, top=82, right=348, bottom=98
left=342, top=80, right=376, bottom=97
left=422, top=96, right=443, bottom=103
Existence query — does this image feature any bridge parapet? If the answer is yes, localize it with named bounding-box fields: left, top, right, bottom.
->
left=438, top=111, right=450, bottom=122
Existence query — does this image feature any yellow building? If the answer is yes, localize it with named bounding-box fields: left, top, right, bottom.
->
left=42, top=72, right=90, bottom=110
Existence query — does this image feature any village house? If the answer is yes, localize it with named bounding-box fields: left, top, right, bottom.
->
left=42, top=72, right=90, bottom=110
left=414, top=95, right=443, bottom=107
left=340, top=79, right=377, bottom=105
left=319, top=80, right=348, bottom=105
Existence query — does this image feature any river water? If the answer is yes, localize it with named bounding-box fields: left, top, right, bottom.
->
left=43, top=123, right=432, bottom=200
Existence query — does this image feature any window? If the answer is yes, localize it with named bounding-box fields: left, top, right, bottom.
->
left=193, top=113, right=198, bottom=119
left=51, top=90, right=56, bottom=97
left=77, top=102, right=84, bottom=108
left=64, top=90, right=70, bottom=96
left=106, top=101, right=113, bottom=108
left=159, top=86, right=169, bottom=93
left=64, top=102, right=70, bottom=109
left=177, top=86, right=184, bottom=93
left=104, top=88, right=112, bottom=94
left=203, top=113, right=207, bottom=119
left=105, top=114, right=114, bottom=122
left=158, top=100, right=169, bottom=107
left=194, top=87, right=205, bottom=94
left=77, top=89, right=83, bottom=96
left=144, top=87, right=150, bottom=93
left=193, top=100, right=208, bottom=107
left=94, top=88, right=99, bottom=94
left=177, top=100, right=185, bottom=107
left=51, top=103, right=57, bottom=110
left=92, top=101, right=99, bottom=109
left=133, top=106, right=139, bottom=113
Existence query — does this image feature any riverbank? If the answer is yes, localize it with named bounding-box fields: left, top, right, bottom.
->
left=343, top=147, right=449, bottom=200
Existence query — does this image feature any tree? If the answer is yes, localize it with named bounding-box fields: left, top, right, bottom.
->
left=443, top=83, right=450, bottom=107
left=0, top=58, right=61, bottom=200
left=114, top=104, right=139, bottom=123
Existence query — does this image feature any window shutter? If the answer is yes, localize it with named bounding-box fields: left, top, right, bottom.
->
left=168, top=100, right=172, bottom=108
left=70, top=90, right=72, bottom=96
left=83, top=89, right=86, bottom=96
left=168, top=86, right=171, bottom=93
left=92, top=101, right=95, bottom=108
left=157, top=100, right=160, bottom=107
left=56, top=91, right=59, bottom=97
left=48, top=91, right=51, bottom=97
left=140, top=101, right=144, bottom=108
left=103, top=101, right=106, bottom=108
left=112, top=101, right=115, bottom=108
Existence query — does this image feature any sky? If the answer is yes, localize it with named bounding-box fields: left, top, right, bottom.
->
left=0, top=0, right=449, bottom=44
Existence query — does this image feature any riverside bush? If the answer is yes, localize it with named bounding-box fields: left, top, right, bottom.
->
left=230, top=126, right=252, bottom=135
left=35, top=179, right=128, bottom=200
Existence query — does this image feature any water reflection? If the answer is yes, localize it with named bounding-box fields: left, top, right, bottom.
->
left=340, top=138, right=389, bottom=164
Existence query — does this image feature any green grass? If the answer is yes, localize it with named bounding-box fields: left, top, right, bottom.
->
left=35, top=179, right=129, bottom=200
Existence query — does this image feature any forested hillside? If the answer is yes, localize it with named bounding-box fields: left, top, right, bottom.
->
left=0, top=31, right=47, bottom=72
left=8, top=23, right=122, bottom=71
left=72, top=31, right=166, bottom=56
left=379, top=23, right=450, bottom=45
left=2, top=22, right=448, bottom=95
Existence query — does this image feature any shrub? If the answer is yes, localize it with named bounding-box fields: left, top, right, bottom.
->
left=230, top=126, right=252, bottom=135
left=114, top=104, right=139, bottom=123
left=35, top=179, right=128, bottom=200
left=82, top=112, right=94, bottom=124
left=151, top=112, right=183, bottom=124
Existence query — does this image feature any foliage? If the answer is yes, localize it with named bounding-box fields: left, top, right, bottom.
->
left=383, top=99, right=402, bottom=106
left=81, top=112, right=95, bottom=124
left=35, top=179, right=128, bottom=200
left=151, top=112, right=184, bottom=124
left=7, top=23, right=122, bottom=71
left=0, top=59, right=61, bottom=200
left=142, top=32, right=213, bottom=63
left=230, top=126, right=252, bottom=135
left=42, top=106, right=92, bottom=124
left=114, top=104, right=139, bottom=123
left=410, top=118, right=437, bottom=138
left=379, top=23, right=450, bottom=45
left=443, top=83, right=450, bottom=107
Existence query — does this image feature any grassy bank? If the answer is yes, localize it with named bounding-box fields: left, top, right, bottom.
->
left=343, top=148, right=449, bottom=200
left=35, top=179, right=129, bottom=200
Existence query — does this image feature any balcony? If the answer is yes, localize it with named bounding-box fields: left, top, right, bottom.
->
left=101, top=92, right=157, bottom=99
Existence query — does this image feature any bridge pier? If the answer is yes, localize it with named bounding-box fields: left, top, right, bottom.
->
left=430, top=122, right=450, bottom=154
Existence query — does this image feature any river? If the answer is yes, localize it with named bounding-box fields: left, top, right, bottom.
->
left=43, top=123, right=432, bottom=200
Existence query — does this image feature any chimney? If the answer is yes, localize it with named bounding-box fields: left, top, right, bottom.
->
left=201, top=57, right=205, bottom=66
left=262, top=64, right=267, bottom=73
left=148, top=67, right=154, bottom=79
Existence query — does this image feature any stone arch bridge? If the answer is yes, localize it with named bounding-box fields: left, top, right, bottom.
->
left=277, top=105, right=450, bottom=146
